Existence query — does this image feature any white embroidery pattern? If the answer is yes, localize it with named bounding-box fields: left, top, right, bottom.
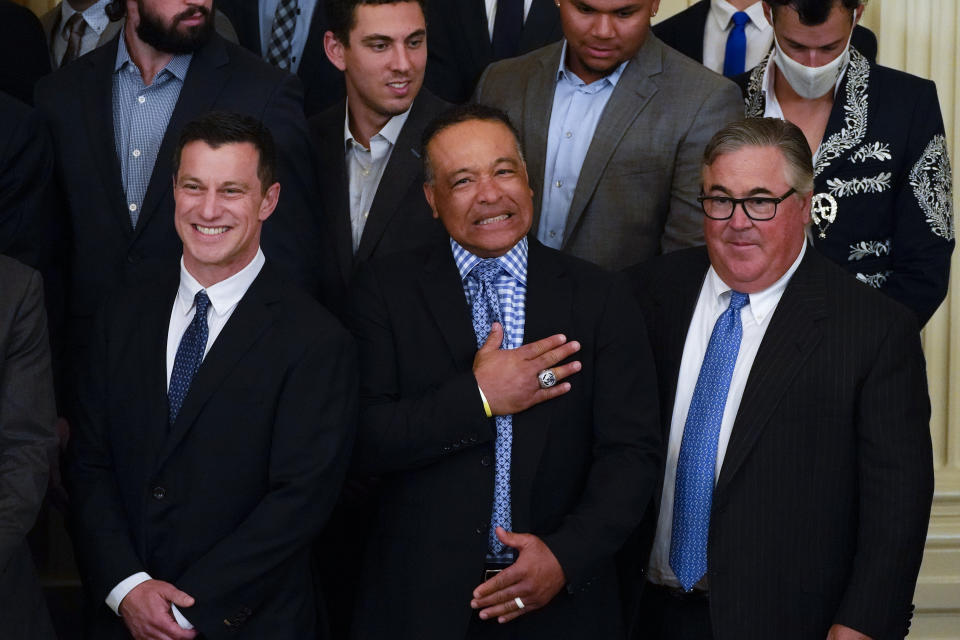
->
left=856, top=270, right=893, bottom=288
left=827, top=172, right=892, bottom=197
left=851, top=142, right=892, bottom=163
left=814, top=50, right=870, bottom=177
left=908, top=134, right=955, bottom=241
left=744, top=58, right=766, bottom=117
left=848, top=239, right=892, bottom=262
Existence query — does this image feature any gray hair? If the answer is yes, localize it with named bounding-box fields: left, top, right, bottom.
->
left=703, top=118, right=815, bottom=195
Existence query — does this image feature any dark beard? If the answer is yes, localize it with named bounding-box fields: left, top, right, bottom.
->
left=135, top=1, right=214, bottom=54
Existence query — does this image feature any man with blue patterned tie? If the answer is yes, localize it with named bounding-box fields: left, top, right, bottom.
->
left=69, top=112, right=356, bottom=640
left=625, top=117, right=934, bottom=640
left=348, top=103, right=662, bottom=639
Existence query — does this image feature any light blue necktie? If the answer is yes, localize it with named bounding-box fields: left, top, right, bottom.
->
left=723, top=11, right=750, bottom=77
left=670, top=290, right=750, bottom=591
left=469, top=259, right=513, bottom=556
left=168, top=290, right=210, bottom=426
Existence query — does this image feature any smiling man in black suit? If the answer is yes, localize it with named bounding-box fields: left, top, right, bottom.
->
left=626, top=117, right=933, bottom=640
left=69, top=112, right=355, bottom=640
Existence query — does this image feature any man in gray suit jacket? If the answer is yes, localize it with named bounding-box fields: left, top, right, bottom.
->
left=0, top=256, right=57, bottom=640
left=475, top=0, right=742, bottom=270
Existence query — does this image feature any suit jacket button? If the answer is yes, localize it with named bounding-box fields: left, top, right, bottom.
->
left=469, top=433, right=478, bottom=443
left=481, top=455, right=492, bottom=466
left=452, top=441, right=461, bottom=449
left=475, top=522, right=487, bottom=535
left=152, top=486, right=165, bottom=500
left=441, top=445, right=452, bottom=453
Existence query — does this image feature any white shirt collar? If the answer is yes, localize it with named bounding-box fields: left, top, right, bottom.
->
left=343, top=98, right=412, bottom=152
left=705, top=240, right=807, bottom=326
left=61, top=0, right=112, bottom=36
left=177, top=248, right=266, bottom=318
left=709, top=0, right=770, bottom=33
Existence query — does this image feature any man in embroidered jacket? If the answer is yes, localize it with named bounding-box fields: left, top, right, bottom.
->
left=734, top=0, right=954, bottom=325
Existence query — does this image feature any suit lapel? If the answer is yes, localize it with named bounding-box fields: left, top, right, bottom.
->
left=419, top=245, right=478, bottom=367
left=140, top=276, right=180, bottom=469
left=525, top=44, right=563, bottom=229
left=157, top=264, right=280, bottom=469
left=510, top=242, right=571, bottom=533
left=356, top=95, right=431, bottom=262
left=135, top=35, right=230, bottom=239
left=562, top=37, right=662, bottom=247
left=82, top=37, right=130, bottom=234
left=462, top=0, right=493, bottom=68
left=317, top=103, right=354, bottom=286
left=519, top=0, right=561, bottom=51
left=714, top=249, right=827, bottom=498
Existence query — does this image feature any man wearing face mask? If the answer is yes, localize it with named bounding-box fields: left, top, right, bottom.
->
left=736, top=0, right=954, bottom=326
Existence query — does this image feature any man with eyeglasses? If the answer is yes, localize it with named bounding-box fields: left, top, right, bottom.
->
left=623, top=117, right=933, bottom=640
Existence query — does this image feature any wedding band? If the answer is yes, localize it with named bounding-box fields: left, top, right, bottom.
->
left=537, top=369, right=557, bottom=389
left=514, top=597, right=525, bottom=610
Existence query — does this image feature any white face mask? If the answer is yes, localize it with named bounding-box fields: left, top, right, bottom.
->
left=772, top=14, right=855, bottom=99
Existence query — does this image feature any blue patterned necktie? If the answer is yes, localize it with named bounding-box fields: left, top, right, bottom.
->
left=469, top=259, right=513, bottom=556
left=723, top=11, right=750, bottom=77
left=670, top=290, right=750, bottom=591
left=265, top=0, right=299, bottom=70
left=168, top=290, right=210, bottom=426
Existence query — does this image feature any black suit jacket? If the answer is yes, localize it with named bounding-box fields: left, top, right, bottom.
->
left=425, top=0, right=563, bottom=104
left=218, top=0, right=342, bottom=116
left=349, top=240, right=662, bottom=639
left=34, top=32, right=324, bottom=383
left=69, top=262, right=357, bottom=640
left=653, top=0, right=878, bottom=65
left=0, top=256, right=57, bottom=640
left=308, top=89, right=449, bottom=316
left=0, top=0, right=50, bottom=105
left=625, top=247, right=934, bottom=640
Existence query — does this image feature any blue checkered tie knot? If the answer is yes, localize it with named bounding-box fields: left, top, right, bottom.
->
left=670, top=290, right=749, bottom=591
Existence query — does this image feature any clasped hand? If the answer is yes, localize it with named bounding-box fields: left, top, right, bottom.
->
left=473, top=323, right=581, bottom=415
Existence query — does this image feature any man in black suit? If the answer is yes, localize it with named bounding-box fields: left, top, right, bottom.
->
left=34, top=0, right=323, bottom=417
left=349, top=104, right=661, bottom=639
left=652, top=0, right=876, bottom=74
left=310, top=0, right=447, bottom=315
left=626, top=118, right=933, bottom=640
left=425, top=0, right=562, bottom=103
left=0, top=256, right=58, bottom=640
left=69, top=112, right=356, bottom=640
left=218, top=0, right=341, bottom=116
left=0, top=0, right=51, bottom=105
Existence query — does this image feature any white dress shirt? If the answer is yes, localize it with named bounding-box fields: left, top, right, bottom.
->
left=344, top=104, right=410, bottom=253
left=105, top=249, right=266, bottom=629
left=258, top=0, right=319, bottom=73
left=760, top=49, right=848, bottom=164
left=484, top=0, right=534, bottom=40
left=646, top=242, right=807, bottom=590
left=702, top=0, right=772, bottom=75
left=51, top=0, right=112, bottom=67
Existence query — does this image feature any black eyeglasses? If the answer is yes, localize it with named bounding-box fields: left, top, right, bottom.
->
left=697, top=188, right=796, bottom=221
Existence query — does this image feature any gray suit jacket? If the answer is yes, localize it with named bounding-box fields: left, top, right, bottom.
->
left=0, top=256, right=57, bottom=640
left=475, top=35, right=743, bottom=270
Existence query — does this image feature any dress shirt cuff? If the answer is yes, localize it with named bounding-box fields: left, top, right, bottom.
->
left=171, top=604, right=194, bottom=629
left=106, top=572, right=152, bottom=615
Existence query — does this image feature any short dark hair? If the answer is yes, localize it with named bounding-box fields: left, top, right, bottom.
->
left=766, top=0, right=864, bottom=25
left=421, top=103, right=524, bottom=184
left=702, top=118, right=814, bottom=195
left=105, top=0, right=125, bottom=21
left=172, top=111, right=278, bottom=191
left=326, top=0, right=427, bottom=45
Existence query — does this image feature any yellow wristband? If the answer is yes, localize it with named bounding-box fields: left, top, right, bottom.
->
left=477, top=385, right=493, bottom=418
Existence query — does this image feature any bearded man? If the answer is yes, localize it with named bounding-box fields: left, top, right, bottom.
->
left=34, top=0, right=324, bottom=426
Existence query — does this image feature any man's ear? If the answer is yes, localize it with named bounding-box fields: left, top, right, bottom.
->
left=423, top=182, right=439, bottom=220
left=323, top=31, right=348, bottom=72
left=258, top=182, right=281, bottom=222
left=762, top=2, right=773, bottom=27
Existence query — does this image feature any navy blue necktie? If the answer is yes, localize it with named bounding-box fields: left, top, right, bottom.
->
left=670, top=291, right=750, bottom=591
left=469, top=260, right=513, bottom=556
left=491, top=0, right=523, bottom=61
left=723, top=11, right=750, bottom=77
left=168, top=290, right=210, bottom=426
